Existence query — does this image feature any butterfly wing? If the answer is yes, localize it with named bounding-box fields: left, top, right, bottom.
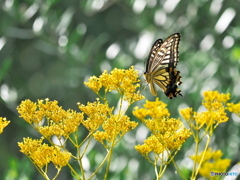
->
left=144, top=39, right=163, bottom=96
left=144, top=33, right=182, bottom=98
left=145, top=39, right=164, bottom=73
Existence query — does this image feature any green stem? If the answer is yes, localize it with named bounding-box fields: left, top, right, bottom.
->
left=191, top=131, right=199, bottom=180
left=29, top=157, right=50, bottom=180
left=193, top=134, right=210, bottom=179
left=67, top=163, right=82, bottom=180
left=52, top=168, right=62, bottom=180
left=104, top=145, right=114, bottom=180
left=157, top=163, right=167, bottom=180
left=171, top=153, right=187, bottom=180
left=104, top=96, right=125, bottom=179
left=88, top=149, right=111, bottom=179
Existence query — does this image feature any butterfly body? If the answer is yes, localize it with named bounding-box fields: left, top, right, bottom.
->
left=144, top=33, right=182, bottom=99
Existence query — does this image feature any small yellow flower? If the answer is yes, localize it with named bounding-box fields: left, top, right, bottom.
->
left=146, top=118, right=192, bottom=150
left=190, top=148, right=231, bottom=179
left=93, top=131, right=109, bottom=147
left=99, top=70, right=113, bottom=91
left=30, top=144, right=53, bottom=168
left=17, top=99, right=44, bottom=124
left=84, top=66, right=145, bottom=103
left=106, top=114, right=138, bottom=135
left=38, top=124, right=64, bottom=138
left=18, top=137, right=44, bottom=156
left=18, top=137, right=71, bottom=169
left=134, top=99, right=191, bottom=158
left=195, top=110, right=228, bottom=127
left=199, top=159, right=231, bottom=179
left=179, top=108, right=193, bottom=122
left=39, top=109, right=83, bottom=138
left=137, top=135, right=165, bottom=155
left=84, top=76, right=102, bottom=93
left=135, top=144, right=152, bottom=155
left=38, top=99, right=66, bottom=123
left=79, top=100, right=113, bottom=132
left=18, top=99, right=83, bottom=138
left=143, top=98, right=167, bottom=109
left=133, top=98, right=170, bottom=120
left=202, top=91, right=230, bottom=111
left=191, top=148, right=220, bottom=163
left=93, top=114, right=138, bottom=148
left=132, top=106, right=148, bottom=120
left=51, top=147, right=71, bottom=169
left=226, top=102, right=240, bottom=117
left=0, top=117, right=10, bottom=134
left=181, top=91, right=229, bottom=133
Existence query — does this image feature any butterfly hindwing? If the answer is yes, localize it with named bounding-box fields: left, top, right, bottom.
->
left=144, top=33, right=182, bottom=99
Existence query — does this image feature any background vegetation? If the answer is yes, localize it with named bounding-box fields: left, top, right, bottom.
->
left=0, top=0, right=240, bottom=179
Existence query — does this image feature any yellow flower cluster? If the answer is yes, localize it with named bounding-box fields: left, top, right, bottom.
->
left=18, top=137, right=71, bottom=169
left=134, top=98, right=170, bottom=119
left=79, top=100, right=138, bottom=148
left=0, top=117, right=10, bottom=134
left=84, top=66, right=144, bottom=104
left=77, top=67, right=143, bottom=148
left=17, top=99, right=83, bottom=138
left=78, top=100, right=113, bottom=132
left=135, top=135, right=164, bottom=155
left=94, top=114, right=138, bottom=147
left=180, top=91, right=229, bottom=133
left=202, top=91, right=230, bottom=111
left=226, top=102, right=240, bottom=117
left=190, top=148, right=231, bottom=178
left=133, top=98, right=191, bottom=156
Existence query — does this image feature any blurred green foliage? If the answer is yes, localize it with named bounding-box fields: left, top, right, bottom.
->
left=0, top=0, right=240, bottom=179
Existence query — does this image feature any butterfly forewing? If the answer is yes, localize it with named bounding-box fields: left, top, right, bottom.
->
left=144, top=33, right=182, bottom=98
left=145, top=39, right=163, bottom=73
